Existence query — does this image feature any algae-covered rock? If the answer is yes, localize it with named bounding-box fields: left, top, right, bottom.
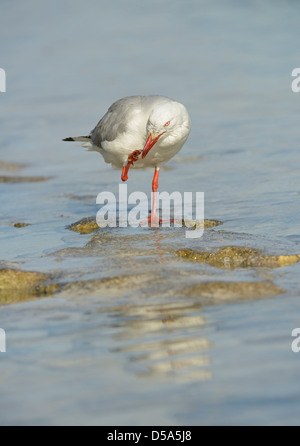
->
left=0, top=268, right=59, bottom=305
left=10, top=222, right=30, bottom=228
left=67, top=217, right=99, bottom=234
left=176, top=246, right=300, bottom=269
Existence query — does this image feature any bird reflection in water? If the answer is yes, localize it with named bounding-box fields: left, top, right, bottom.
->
left=108, top=301, right=212, bottom=382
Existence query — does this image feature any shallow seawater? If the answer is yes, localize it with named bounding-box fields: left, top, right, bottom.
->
left=1, top=0, right=300, bottom=426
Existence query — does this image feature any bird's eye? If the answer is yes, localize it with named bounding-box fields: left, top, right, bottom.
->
left=164, top=121, right=170, bottom=127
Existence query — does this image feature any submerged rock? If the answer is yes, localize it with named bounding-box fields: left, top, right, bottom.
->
left=0, top=160, right=51, bottom=184
left=66, top=216, right=222, bottom=235
left=182, top=280, right=284, bottom=301
left=65, top=194, right=95, bottom=201
left=176, top=219, right=223, bottom=230
left=0, top=268, right=59, bottom=305
left=176, top=246, right=300, bottom=269
left=0, top=176, right=51, bottom=183
left=0, top=160, right=26, bottom=171
left=62, top=273, right=152, bottom=296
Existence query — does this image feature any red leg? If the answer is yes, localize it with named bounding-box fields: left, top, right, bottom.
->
left=121, top=164, right=130, bottom=182
left=149, top=168, right=174, bottom=227
left=150, top=168, right=160, bottom=226
left=152, top=168, right=159, bottom=192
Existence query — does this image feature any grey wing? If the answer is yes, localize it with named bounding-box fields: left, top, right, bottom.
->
left=90, top=95, right=166, bottom=148
left=90, top=96, right=144, bottom=147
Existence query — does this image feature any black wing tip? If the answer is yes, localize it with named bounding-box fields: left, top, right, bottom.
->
left=62, top=137, right=74, bottom=141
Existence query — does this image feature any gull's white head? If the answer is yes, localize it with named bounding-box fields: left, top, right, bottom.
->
left=142, top=99, right=191, bottom=159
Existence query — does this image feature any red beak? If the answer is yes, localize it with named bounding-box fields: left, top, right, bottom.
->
left=142, top=132, right=165, bottom=159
